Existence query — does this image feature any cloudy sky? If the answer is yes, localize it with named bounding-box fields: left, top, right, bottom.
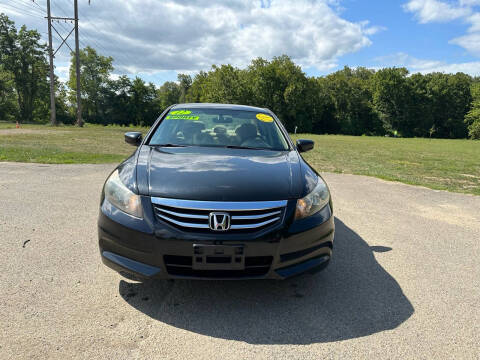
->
left=1, top=0, right=479, bottom=84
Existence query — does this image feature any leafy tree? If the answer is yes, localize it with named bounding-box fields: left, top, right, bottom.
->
left=55, top=82, right=75, bottom=124
left=186, top=71, right=208, bottom=103
left=407, top=73, right=433, bottom=137
left=246, top=55, right=312, bottom=131
left=0, top=15, right=17, bottom=121
left=423, top=73, right=471, bottom=138
left=0, top=14, right=49, bottom=123
left=444, top=73, right=471, bottom=138
left=465, top=83, right=480, bottom=139
left=322, top=67, right=381, bottom=135
left=310, top=77, right=337, bottom=134
left=101, top=76, right=132, bottom=125
left=177, top=73, right=192, bottom=103
left=158, top=81, right=181, bottom=110
left=128, top=77, right=159, bottom=126
left=68, top=46, right=113, bottom=123
left=192, top=64, right=250, bottom=104
left=371, top=67, right=411, bottom=136
left=0, top=66, right=17, bottom=121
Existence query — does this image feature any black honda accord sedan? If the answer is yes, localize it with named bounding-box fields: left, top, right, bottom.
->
left=98, top=103, right=334, bottom=280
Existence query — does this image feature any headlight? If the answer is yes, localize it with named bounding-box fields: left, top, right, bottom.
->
left=104, top=170, right=143, bottom=218
left=295, top=177, right=330, bottom=220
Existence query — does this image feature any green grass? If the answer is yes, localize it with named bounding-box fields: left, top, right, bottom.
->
left=0, top=123, right=479, bottom=195
left=0, top=123, right=147, bottom=164
left=292, top=134, right=480, bottom=195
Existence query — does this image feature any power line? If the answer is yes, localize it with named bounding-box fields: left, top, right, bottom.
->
left=55, top=20, right=110, bottom=58
left=44, top=3, right=84, bottom=57
left=8, top=0, right=45, bottom=16
left=49, top=1, right=134, bottom=71
left=3, top=1, right=138, bottom=81
left=52, top=0, right=70, bottom=18
left=72, top=3, right=139, bottom=71
left=9, top=0, right=44, bottom=15
left=19, top=0, right=46, bottom=14
left=14, top=0, right=47, bottom=14
left=0, top=2, right=45, bottom=19
left=81, top=29, right=131, bottom=63
left=30, top=0, right=46, bottom=13
left=74, top=26, right=136, bottom=72
left=45, top=0, right=83, bottom=126
left=6, top=1, right=91, bottom=54
left=51, top=0, right=139, bottom=73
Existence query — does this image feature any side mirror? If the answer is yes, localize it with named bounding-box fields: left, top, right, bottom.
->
left=296, top=139, right=314, bottom=153
left=125, top=132, right=142, bottom=146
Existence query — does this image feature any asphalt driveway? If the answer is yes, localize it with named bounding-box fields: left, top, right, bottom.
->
left=0, top=162, right=479, bottom=359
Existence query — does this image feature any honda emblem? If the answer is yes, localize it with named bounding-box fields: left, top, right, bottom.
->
left=209, top=212, right=231, bottom=231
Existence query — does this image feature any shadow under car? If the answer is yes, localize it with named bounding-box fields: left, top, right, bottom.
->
left=118, top=218, right=414, bottom=344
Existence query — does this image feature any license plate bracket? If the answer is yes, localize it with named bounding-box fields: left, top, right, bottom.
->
left=192, top=244, right=245, bottom=270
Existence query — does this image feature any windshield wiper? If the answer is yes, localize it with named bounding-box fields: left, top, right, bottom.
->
left=224, top=145, right=267, bottom=150
left=152, top=143, right=188, bottom=148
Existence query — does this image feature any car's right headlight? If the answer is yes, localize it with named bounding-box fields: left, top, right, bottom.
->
left=294, top=176, right=330, bottom=220
left=104, top=170, right=143, bottom=218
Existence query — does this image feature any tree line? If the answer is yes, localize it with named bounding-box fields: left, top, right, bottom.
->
left=1, top=13, right=479, bottom=139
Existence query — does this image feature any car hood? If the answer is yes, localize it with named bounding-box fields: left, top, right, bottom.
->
left=135, top=146, right=304, bottom=201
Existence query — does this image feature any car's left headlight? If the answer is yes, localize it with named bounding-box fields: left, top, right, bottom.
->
left=104, top=170, right=143, bottom=218
left=295, top=176, right=330, bottom=220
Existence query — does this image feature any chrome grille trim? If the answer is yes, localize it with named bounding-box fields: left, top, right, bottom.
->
left=151, top=197, right=288, bottom=211
left=231, top=210, right=281, bottom=220
left=156, top=213, right=210, bottom=229
left=156, top=207, right=209, bottom=220
left=230, top=217, right=281, bottom=229
left=151, top=197, right=287, bottom=232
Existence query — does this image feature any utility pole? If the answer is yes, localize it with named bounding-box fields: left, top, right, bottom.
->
left=74, top=0, right=83, bottom=127
left=44, top=0, right=85, bottom=126
left=46, top=0, right=56, bottom=126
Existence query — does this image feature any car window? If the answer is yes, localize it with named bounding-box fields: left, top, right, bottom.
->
left=148, top=108, right=289, bottom=150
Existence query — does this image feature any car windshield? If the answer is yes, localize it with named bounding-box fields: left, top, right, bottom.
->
left=148, top=108, right=290, bottom=151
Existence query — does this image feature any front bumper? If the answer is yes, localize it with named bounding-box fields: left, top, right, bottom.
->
left=98, top=197, right=334, bottom=280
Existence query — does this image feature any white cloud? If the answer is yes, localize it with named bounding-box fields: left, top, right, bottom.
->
left=450, top=32, right=480, bottom=55
left=403, top=0, right=471, bottom=23
left=55, top=66, right=70, bottom=83
left=460, top=0, right=480, bottom=6
left=375, top=52, right=480, bottom=75
left=69, top=0, right=377, bottom=74
left=464, top=12, right=480, bottom=31
left=404, top=0, right=480, bottom=56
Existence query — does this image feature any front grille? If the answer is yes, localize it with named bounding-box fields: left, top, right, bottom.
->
left=151, top=198, right=287, bottom=232
left=164, top=255, right=273, bottom=278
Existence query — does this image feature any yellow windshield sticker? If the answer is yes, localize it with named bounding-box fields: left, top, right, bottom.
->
left=170, top=110, right=191, bottom=115
left=256, top=113, right=273, bottom=122
left=166, top=115, right=199, bottom=120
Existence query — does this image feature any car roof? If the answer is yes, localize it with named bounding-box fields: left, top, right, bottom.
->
left=171, top=103, right=270, bottom=113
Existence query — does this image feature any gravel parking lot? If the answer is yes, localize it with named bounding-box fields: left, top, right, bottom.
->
left=1, top=162, right=479, bottom=359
